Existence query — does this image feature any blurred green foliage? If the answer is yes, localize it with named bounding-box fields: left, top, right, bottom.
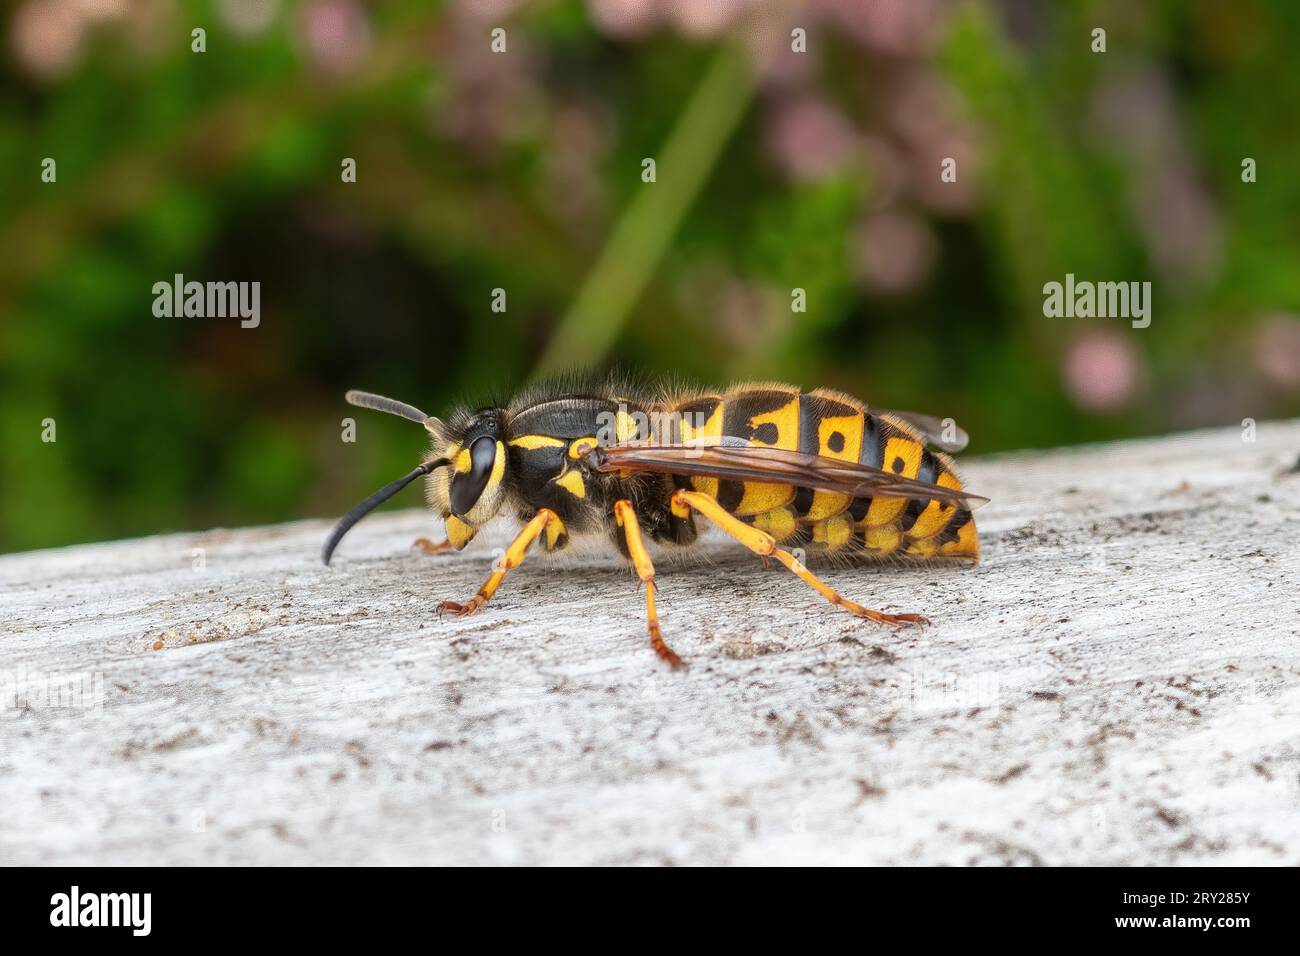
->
left=1, top=0, right=1297, bottom=551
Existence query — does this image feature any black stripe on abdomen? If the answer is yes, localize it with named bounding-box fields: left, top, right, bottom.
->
left=934, top=507, right=973, bottom=546
left=898, top=451, right=940, bottom=534
left=859, top=414, right=883, bottom=469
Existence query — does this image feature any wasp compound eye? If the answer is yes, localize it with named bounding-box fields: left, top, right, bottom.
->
left=450, top=435, right=498, bottom=519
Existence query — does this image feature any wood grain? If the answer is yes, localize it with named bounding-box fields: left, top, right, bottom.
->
left=2, top=422, right=1298, bottom=865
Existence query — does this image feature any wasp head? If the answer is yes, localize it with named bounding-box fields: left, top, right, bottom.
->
left=425, top=407, right=508, bottom=548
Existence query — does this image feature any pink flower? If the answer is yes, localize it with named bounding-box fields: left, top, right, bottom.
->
left=11, top=0, right=86, bottom=81
left=817, top=0, right=942, bottom=55
left=1253, top=315, right=1300, bottom=391
left=765, top=95, right=859, bottom=182
left=1063, top=330, right=1143, bottom=412
left=853, top=211, right=935, bottom=294
left=586, top=0, right=663, bottom=39
left=300, top=0, right=371, bottom=75
left=665, top=0, right=749, bottom=38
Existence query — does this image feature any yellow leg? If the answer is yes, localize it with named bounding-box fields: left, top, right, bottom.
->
left=614, top=500, right=686, bottom=669
left=413, top=537, right=455, bottom=555
left=438, top=509, right=555, bottom=617
left=670, top=489, right=927, bottom=627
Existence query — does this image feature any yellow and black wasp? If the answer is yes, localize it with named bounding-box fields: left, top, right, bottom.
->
left=322, top=376, right=986, bottom=668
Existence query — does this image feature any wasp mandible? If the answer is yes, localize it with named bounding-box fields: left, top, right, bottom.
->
left=323, top=377, right=986, bottom=669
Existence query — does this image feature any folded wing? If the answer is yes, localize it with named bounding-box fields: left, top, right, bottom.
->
left=875, top=409, right=970, bottom=453
left=587, top=443, right=987, bottom=508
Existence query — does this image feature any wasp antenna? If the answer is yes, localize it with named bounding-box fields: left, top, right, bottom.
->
left=345, top=390, right=432, bottom=425
left=322, top=458, right=450, bottom=565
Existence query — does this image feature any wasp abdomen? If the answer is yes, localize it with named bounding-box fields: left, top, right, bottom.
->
left=666, top=384, right=978, bottom=562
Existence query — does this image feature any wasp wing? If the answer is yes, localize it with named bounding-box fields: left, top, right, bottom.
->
left=589, top=443, right=987, bottom=508
left=875, top=409, right=970, bottom=453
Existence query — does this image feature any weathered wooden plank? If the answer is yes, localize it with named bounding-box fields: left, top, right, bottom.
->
left=1, top=422, right=1297, bottom=865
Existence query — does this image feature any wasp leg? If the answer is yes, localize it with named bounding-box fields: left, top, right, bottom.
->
left=413, top=537, right=455, bottom=555
left=670, top=489, right=927, bottom=627
left=614, top=500, right=686, bottom=670
left=438, top=509, right=555, bottom=617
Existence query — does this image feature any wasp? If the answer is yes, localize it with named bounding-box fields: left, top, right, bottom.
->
left=323, top=377, right=986, bottom=668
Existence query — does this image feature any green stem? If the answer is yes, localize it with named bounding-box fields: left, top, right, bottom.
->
left=532, top=43, right=755, bottom=378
